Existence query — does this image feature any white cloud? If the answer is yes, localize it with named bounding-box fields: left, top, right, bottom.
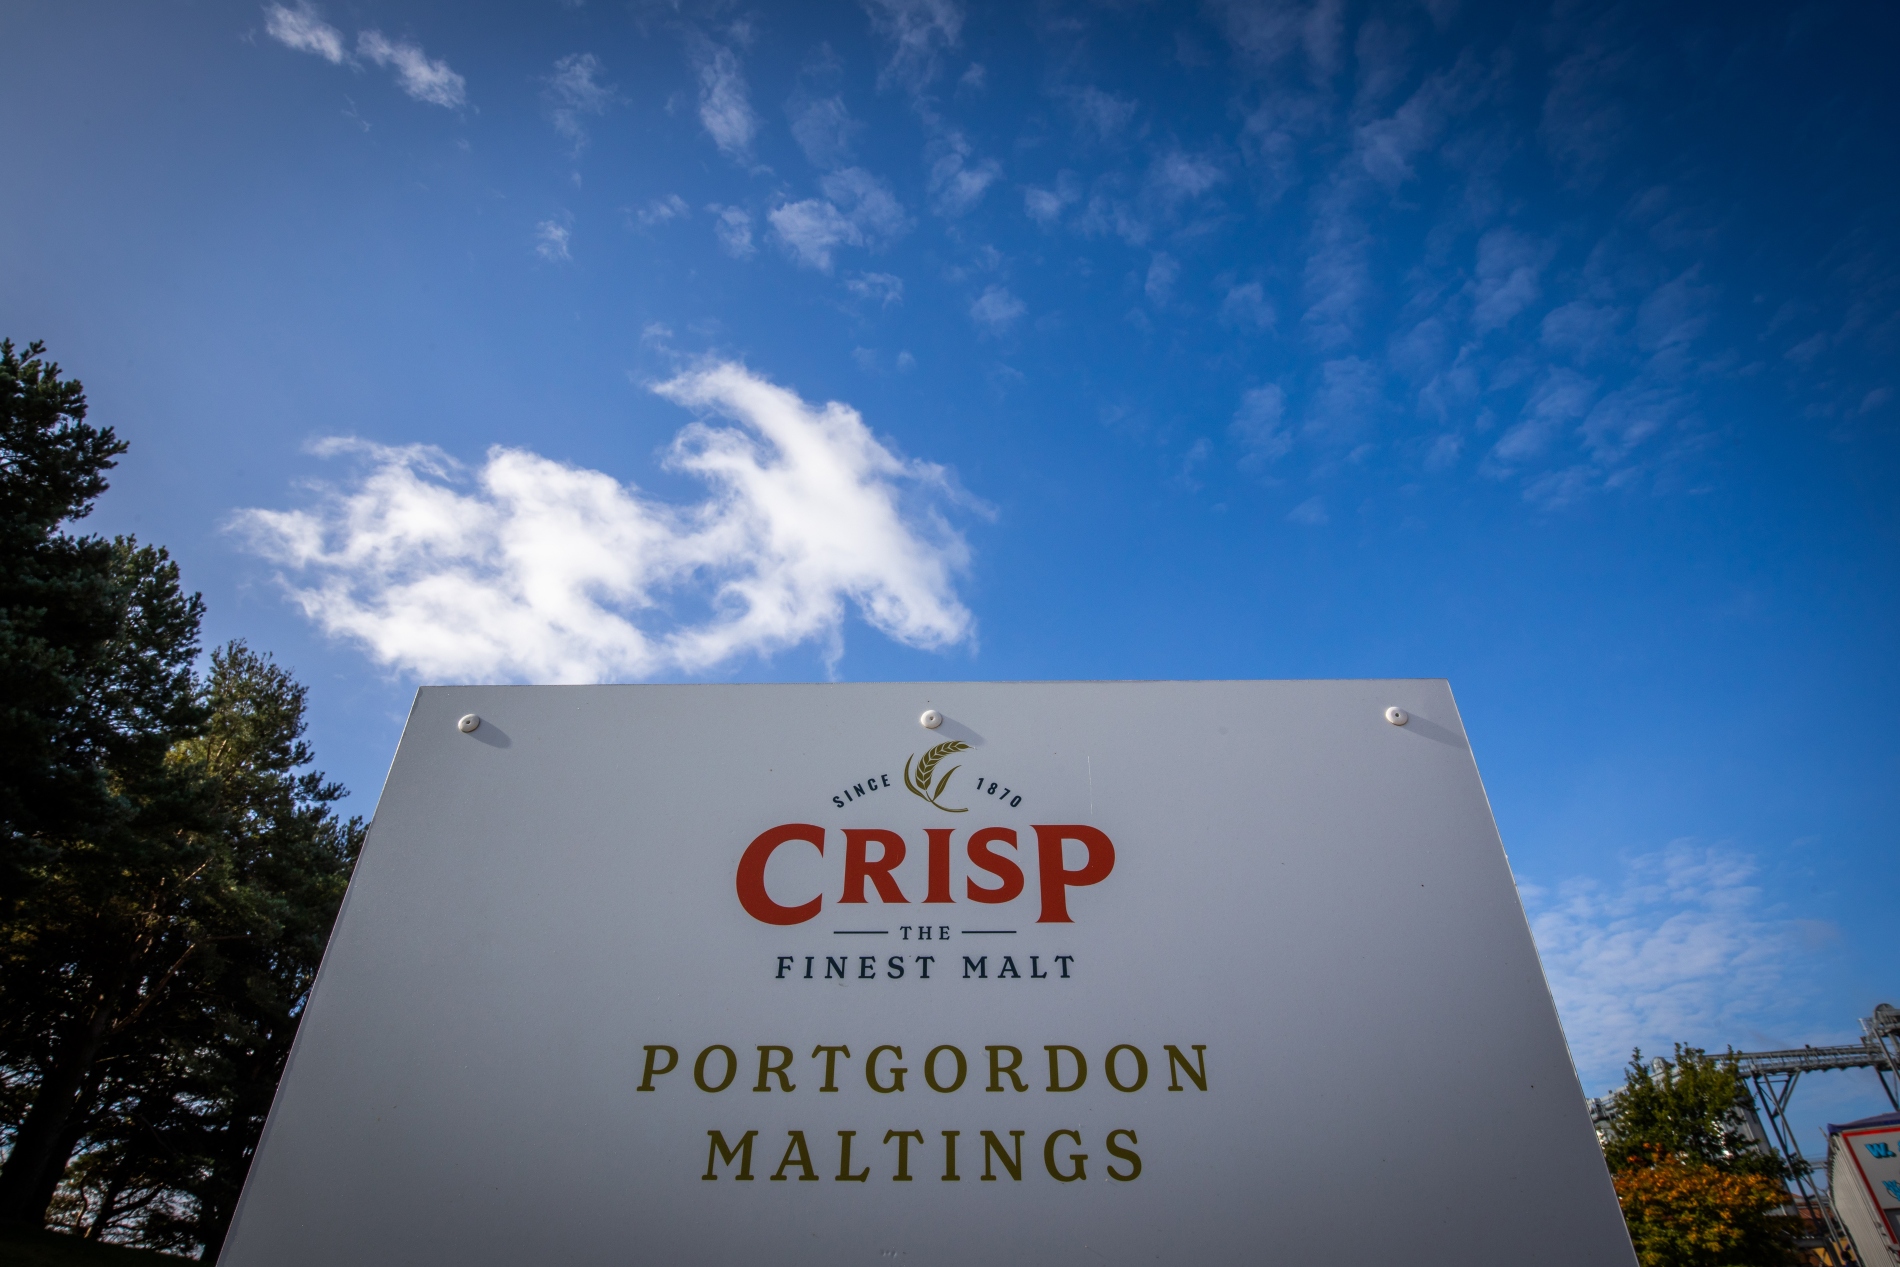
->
left=263, top=7, right=465, bottom=109
left=927, top=133, right=1002, bottom=217
left=847, top=272, right=905, bottom=305
left=969, top=285, right=1024, bottom=333
left=1204, top=0, right=1308, bottom=69
left=863, top=0, right=964, bottom=94
left=264, top=2, right=345, bottom=63
left=358, top=30, right=467, bottom=108
left=548, top=52, right=616, bottom=150
left=1634, top=270, right=1711, bottom=355
left=769, top=201, right=859, bottom=271
left=1301, top=195, right=1371, bottom=348
left=1219, top=281, right=1275, bottom=328
left=1522, top=843, right=1832, bottom=1091
left=1059, top=85, right=1138, bottom=141
left=709, top=205, right=754, bottom=258
left=1287, top=495, right=1328, bottom=525
left=1542, top=300, right=1623, bottom=360
left=1306, top=355, right=1384, bottom=444
left=634, top=195, right=690, bottom=227
left=1485, top=367, right=1595, bottom=472
left=1469, top=227, right=1551, bottom=333
left=790, top=94, right=860, bottom=169
left=534, top=220, right=571, bottom=262
left=1230, top=384, right=1290, bottom=462
left=1352, top=53, right=1490, bottom=189
left=769, top=169, right=907, bottom=271
left=695, top=44, right=757, bottom=160
left=231, top=362, right=976, bottom=682
left=1023, top=173, right=1081, bottom=226
left=1578, top=384, right=1672, bottom=465
left=822, top=168, right=908, bottom=238
left=1145, top=252, right=1179, bottom=305
left=1146, top=148, right=1226, bottom=210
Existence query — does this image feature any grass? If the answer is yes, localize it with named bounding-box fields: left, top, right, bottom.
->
left=0, top=1228, right=188, bottom=1265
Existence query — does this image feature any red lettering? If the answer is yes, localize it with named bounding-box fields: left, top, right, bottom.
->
left=925, top=828, right=954, bottom=903
left=841, top=829, right=909, bottom=904
left=736, top=824, right=825, bottom=925
left=965, top=827, right=1023, bottom=904
left=1033, top=825, right=1115, bottom=923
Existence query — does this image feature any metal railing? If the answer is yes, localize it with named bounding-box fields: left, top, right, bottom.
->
left=1589, top=1005, right=1900, bottom=1267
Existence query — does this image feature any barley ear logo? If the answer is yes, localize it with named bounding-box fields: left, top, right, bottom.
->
left=904, top=740, right=971, bottom=813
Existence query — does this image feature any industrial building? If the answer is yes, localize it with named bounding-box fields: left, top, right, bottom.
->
left=1829, top=1111, right=1900, bottom=1267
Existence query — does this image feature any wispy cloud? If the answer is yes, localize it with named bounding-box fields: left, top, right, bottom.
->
left=790, top=93, right=861, bottom=169
left=927, top=132, right=1002, bottom=217
left=1145, top=252, right=1179, bottom=305
left=1147, top=148, right=1226, bottom=210
left=1522, top=843, right=1835, bottom=1090
left=1023, top=173, right=1081, bottom=226
left=862, top=0, right=964, bottom=95
left=695, top=43, right=757, bottom=160
left=1220, top=280, right=1275, bottom=328
left=1076, top=149, right=1228, bottom=246
left=264, top=3, right=466, bottom=108
left=769, top=168, right=908, bottom=271
left=263, top=2, right=345, bottom=63
left=1469, top=228, right=1553, bottom=333
left=1057, top=85, right=1139, bottom=143
left=709, top=205, right=755, bottom=258
left=847, top=272, right=905, bottom=305
left=1287, top=494, right=1328, bottom=524
left=633, top=194, right=690, bottom=228
left=1230, top=383, right=1290, bottom=464
left=547, top=52, right=616, bottom=151
left=231, top=362, right=976, bottom=681
left=534, top=220, right=571, bottom=262
left=357, top=30, right=467, bottom=108
left=770, top=201, right=859, bottom=270
left=969, top=285, right=1024, bottom=333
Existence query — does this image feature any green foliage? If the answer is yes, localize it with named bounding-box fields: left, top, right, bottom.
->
left=0, top=338, right=152, bottom=898
left=1602, top=1046, right=1786, bottom=1179
left=0, top=341, right=361, bottom=1259
left=1601, top=1048, right=1799, bottom=1267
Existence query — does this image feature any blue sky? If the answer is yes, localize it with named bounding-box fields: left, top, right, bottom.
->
left=4, top=0, right=1896, bottom=1148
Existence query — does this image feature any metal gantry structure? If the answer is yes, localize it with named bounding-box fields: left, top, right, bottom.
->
left=1590, top=1004, right=1900, bottom=1267
left=1732, top=1005, right=1900, bottom=1266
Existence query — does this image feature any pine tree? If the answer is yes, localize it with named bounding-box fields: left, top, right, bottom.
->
left=0, top=342, right=360, bottom=1253
left=42, top=644, right=362, bottom=1256
left=0, top=532, right=208, bottom=1227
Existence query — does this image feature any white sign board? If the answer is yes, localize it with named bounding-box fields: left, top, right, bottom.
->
left=223, top=680, right=1634, bottom=1266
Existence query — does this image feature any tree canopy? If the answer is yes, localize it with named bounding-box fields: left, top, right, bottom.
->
left=0, top=339, right=361, bottom=1257
left=1600, top=1046, right=1799, bottom=1267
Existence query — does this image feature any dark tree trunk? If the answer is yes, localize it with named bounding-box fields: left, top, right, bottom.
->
left=83, top=1168, right=131, bottom=1240
left=0, top=1016, right=109, bottom=1227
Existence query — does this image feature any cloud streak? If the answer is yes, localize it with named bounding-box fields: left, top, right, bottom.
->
left=264, top=5, right=466, bottom=108
left=231, top=363, right=975, bottom=682
left=1522, top=843, right=1834, bottom=1091
left=696, top=43, right=757, bottom=160
left=547, top=53, right=615, bottom=150
left=264, top=2, right=344, bottom=63
left=357, top=31, right=466, bottom=108
left=769, top=168, right=908, bottom=271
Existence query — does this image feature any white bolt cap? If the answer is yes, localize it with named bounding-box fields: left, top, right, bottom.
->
left=1385, top=707, right=1409, bottom=726
left=457, top=714, right=481, bottom=733
left=920, top=709, right=943, bottom=729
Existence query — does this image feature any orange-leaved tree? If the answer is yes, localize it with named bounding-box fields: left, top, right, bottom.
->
left=1600, top=1047, right=1799, bottom=1267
